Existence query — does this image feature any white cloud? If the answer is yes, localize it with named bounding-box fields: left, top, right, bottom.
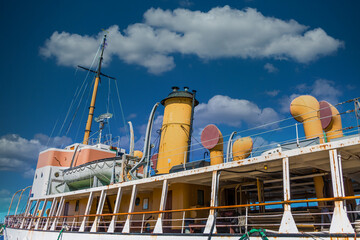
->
left=279, top=79, right=342, bottom=113
left=194, top=95, right=280, bottom=128
left=179, top=0, right=194, bottom=7
left=310, top=79, right=342, bottom=104
left=0, top=134, right=72, bottom=172
left=279, top=93, right=301, bottom=113
left=40, top=6, right=343, bottom=74
left=264, top=63, right=278, bottom=73
left=265, top=89, right=280, bottom=97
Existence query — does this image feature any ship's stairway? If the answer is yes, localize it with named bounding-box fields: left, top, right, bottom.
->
left=98, top=196, right=113, bottom=232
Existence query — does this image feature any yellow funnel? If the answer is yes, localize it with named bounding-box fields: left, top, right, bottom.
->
left=232, top=137, right=253, bottom=160
left=290, top=95, right=324, bottom=143
left=201, top=124, right=224, bottom=165
left=157, top=87, right=198, bottom=174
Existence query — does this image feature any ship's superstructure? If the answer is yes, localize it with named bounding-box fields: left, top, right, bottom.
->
left=4, top=36, right=360, bottom=240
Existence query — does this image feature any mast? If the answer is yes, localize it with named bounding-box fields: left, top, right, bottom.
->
left=82, top=35, right=107, bottom=145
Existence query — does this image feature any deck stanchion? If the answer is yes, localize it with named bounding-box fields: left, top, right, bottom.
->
left=91, top=189, right=107, bottom=232
left=20, top=199, right=32, bottom=229
left=279, top=157, right=298, bottom=233
left=329, top=149, right=354, bottom=233
left=245, top=206, right=248, bottom=233
left=204, top=170, right=218, bottom=234
left=181, top=211, right=185, bottom=233
left=141, top=213, right=145, bottom=233
left=79, top=192, right=94, bottom=232
left=44, top=198, right=57, bottom=230
left=108, top=187, right=123, bottom=233
left=35, top=199, right=48, bottom=230
left=154, top=179, right=168, bottom=233
left=122, top=184, right=137, bottom=233
left=51, top=197, right=65, bottom=231
left=27, top=199, right=40, bottom=230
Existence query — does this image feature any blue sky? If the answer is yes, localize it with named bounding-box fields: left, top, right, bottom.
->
left=1, top=0, right=359, bottom=220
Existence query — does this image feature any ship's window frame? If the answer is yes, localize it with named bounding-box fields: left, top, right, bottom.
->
left=75, top=200, right=80, bottom=212
left=135, top=197, right=140, bottom=206
left=143, top=198, right=149, bottom=210
left=197, top=189, right=204, bottom=205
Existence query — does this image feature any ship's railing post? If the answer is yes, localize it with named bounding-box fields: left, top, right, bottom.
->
left=50, top=196, right=65, bottom=231
left=204, top=170, right=219, bottom=234
left=35, top=199, right=48, bottom=230
left=245, top=206, right=248, bottom=233
left=27, top=199, right=40, bottom=230
left=279, top=157, right=298, bottom=233
left=44, top=197, right=57, bottom=230
left=140, top=213, right=145, bottom=233
left=108, top=187, right=123, bottom=233
left=122, top=184, right=138, bottom=233
left=329, top=149, right=354, bottom=233
left=79, top=192, right=94, bottom=232
left=154, top=179, right=168, bottom=233
left=20, top=199, right=32, bottom=229
left=91, top=189, right=107, bottom=232
left=181, top=211, right=185, bottom=233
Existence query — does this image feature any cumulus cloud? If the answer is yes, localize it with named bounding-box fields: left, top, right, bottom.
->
left=194, top=95, right=280, bottom=128
left=135, top=115, right=163, bottom=150
left=265, top=90, right=280, bottom=97
left=264, top=63, right=278, bottom=73
left=40, top=6, right=343, bottom=74
left=279, top=79, right=342, bottom=113
left=0, top=134, right=72, bottom=172
left=179, top=0, right=194, bottom=7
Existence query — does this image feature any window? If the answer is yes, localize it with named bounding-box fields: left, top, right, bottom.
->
left=75, top=200, right=80, bottom=212
left=135, top=197, right=140, bottom=206
left=197, top=190, right=204, bottom=205
left=143, top=198, right=149, bottom=210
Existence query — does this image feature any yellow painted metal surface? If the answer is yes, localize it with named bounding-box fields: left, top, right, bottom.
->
left=232, top=137, right=253, bottom=160
left=83, top=76, right=101, bottom=145
left=133, top=150, right=143, bottom=159
left=324, top=103, right=343, bottom=141
left=290, top=95, right=324, bottom=143
left=157, top=97, right=193, bottom=174
left=313, top=175, right=325, bottom=207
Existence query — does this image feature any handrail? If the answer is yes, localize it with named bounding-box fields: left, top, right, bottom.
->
left=9, top=195, right=360, bottom=220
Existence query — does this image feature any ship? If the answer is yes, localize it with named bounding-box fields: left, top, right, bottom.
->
left=3, top=34, right=360, bottom=240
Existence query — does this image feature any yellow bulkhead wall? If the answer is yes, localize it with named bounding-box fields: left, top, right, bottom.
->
left=157, top=97, right=193, bottom=174
left=63, top=183, right=210, bottom=231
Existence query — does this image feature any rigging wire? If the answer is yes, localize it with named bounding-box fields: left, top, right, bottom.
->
left=58, top=44, right=101, bottom=138
left=114, top=79, right=129, bottom=139
left=74, top=76, right=96, bottom=142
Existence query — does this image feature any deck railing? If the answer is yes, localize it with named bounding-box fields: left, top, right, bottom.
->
left=5, top=195, right=360, bottom=234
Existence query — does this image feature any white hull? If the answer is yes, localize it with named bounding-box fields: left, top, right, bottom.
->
left=4, top=227, right=357, bottom=240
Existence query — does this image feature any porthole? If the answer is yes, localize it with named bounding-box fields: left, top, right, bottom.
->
left=54, top=172, right=60, bottom=178
left=41, top=172, right=43, bottom=178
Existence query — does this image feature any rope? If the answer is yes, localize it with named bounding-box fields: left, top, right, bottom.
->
left=239, top=228, right=269, bottom=240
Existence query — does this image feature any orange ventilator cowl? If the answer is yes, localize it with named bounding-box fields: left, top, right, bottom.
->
left=201, top=124, right=223, bottom=165
left=232, top=137, right=253, bottom=161
left=290, top=95, right=324, bottom=143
